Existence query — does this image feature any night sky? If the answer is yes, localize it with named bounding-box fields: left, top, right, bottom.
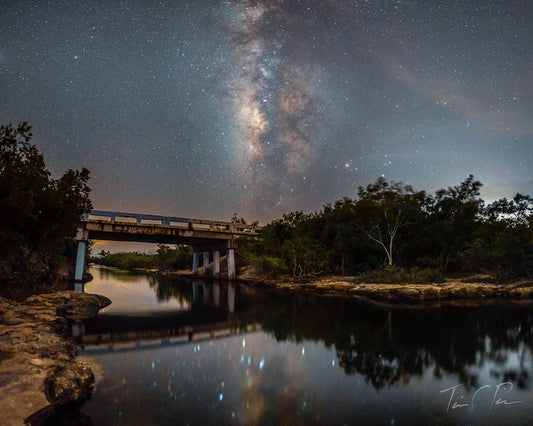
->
left=1, top=0, right=532, bottom=223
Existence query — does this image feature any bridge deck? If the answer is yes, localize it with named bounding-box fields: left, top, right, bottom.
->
left=78, top=210, right=261, bottom=247
left=84, top=210, right=261, bottom=235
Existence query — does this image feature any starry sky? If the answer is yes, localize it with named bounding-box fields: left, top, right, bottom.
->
left=1, top=0, right=532, bottom=223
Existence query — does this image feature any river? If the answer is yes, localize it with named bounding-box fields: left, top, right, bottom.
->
left=69, top=265, right=533, bottom=425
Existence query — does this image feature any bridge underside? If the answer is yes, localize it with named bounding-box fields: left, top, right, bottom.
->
left=86, top=229, right=231, bottom=251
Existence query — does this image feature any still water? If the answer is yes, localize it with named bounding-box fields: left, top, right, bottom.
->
left=73, top=265, right=533, bottom=425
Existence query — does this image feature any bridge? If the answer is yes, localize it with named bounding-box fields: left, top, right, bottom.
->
left=77, top=322, right=261, bottom=355
left=75, top=210, right=261, bottom=286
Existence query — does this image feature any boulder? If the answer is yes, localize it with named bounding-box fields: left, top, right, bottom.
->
left=44, top=361, right=95, bottom=405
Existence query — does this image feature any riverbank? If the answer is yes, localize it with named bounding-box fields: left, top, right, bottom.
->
left=243, top=275, right=533, bottom=300
left=0, top=291, right=110, bottom=425
left=156, top=266, right=533, bottom=300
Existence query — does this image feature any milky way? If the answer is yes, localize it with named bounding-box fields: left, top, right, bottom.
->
left=226, top=1, right=330, bottom=213
left=1, top=1, right=531, bottom=222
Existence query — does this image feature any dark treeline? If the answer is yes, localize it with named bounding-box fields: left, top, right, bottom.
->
left=91, top=245, right=193, bottom=271
left=0, top=123, right=92, bottom=293
left=244, top=175, right=533, bottom=281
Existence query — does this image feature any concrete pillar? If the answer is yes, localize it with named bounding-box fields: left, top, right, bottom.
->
left=227, top=248, right=236, bottom=280
left=213, top=250, right=220, bottom=277
left=192, top=252, right=199, bottom=273
left=74, top=240, right=86, bottom=286
left=227, top=282, right=235, bottom=314
left=202, top=252, right=209, bottom=274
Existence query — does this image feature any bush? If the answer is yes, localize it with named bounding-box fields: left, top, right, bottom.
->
left=256, top=255, right=288, bottom=275
left=156, top=245, right=192, bottom=270
left=93, top=252, right=157, bottom=270
left=91, top=245, right=193, bottom=271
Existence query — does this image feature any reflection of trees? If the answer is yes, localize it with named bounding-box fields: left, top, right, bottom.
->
left=471, top=306, right=533, bottom=390
left=147, top=274, right=192, bottom=306
left=93, top=265, right=148, bottom=283
left=335, top=307, right=484, bottom=389
left=235, top=290, right=533, bottom=391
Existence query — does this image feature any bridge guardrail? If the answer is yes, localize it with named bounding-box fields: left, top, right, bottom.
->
left=82, top=210, right=262, bottom=235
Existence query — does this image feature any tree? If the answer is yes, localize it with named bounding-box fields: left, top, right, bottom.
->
left=248, top=211, right=326, bottom=278
left=462, top=192, right=533, bottom=279
left=426, top=174, right=484, bottom=273
left=0, top=122, right=92, bottom=287
left=231, top=213, right=247, bottom=225
left=355, top=178, right=427, bottom=267
left=240, top=174, right=532, bottom=280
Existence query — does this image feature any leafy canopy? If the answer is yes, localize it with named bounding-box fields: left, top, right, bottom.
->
left=0, top=122, right=92, bottom=285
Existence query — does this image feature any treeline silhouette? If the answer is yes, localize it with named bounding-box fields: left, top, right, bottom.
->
left=243, top=175, right=533, bottom=281
left=0, top=123, right=92, bottom=294
left=92, top=244, right=193, bottom=271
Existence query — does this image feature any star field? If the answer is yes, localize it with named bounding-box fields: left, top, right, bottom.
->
left=1, top=0, right=531, bottom=222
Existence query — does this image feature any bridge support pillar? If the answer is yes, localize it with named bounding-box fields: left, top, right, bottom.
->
left=74, top=229, right=88, bottom=291
left=213, top=250, right=220, bottom=277
left=227, top=248, right=236, bottom=280
left=192, top=253, right=199, bottom=274
left=202, top=252, right=209, bottom=274
left=75, top=241, right=86, bottom=281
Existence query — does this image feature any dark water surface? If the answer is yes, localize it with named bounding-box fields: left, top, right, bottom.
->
left=73, top=265, right=533, bottom=425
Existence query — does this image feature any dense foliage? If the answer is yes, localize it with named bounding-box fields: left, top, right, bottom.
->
left=91, top=244, right=193, bottom=271
left=246, top=175, right=533, bottom=281
left=0, top=123, right=92, bottom=288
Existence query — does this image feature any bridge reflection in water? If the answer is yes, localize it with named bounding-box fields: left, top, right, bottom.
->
left=73, top=280, right=258, bottom=355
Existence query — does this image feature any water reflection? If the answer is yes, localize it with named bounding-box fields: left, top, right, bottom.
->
left=85, top=265, right=192, bottom=315
left=235, top=292, right=533, bottom=392
left=76, top=267, right=533, bottom=425
left=80, top=272, right=242, bottom=350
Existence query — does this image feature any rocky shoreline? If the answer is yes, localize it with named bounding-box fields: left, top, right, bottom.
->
left=245, top=276, right=533, bottom=300
left=0, top=291, right=110, bottom=425
left=155, top=266, right=533, bottom=301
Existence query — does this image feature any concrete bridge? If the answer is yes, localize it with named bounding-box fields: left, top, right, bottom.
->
left=75, top=210, right=261, bottom=286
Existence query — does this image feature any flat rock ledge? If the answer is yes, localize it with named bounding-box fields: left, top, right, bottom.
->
left=0, top=291, right=111, bottom=426
left=252, top=278, right=533, bottom=300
